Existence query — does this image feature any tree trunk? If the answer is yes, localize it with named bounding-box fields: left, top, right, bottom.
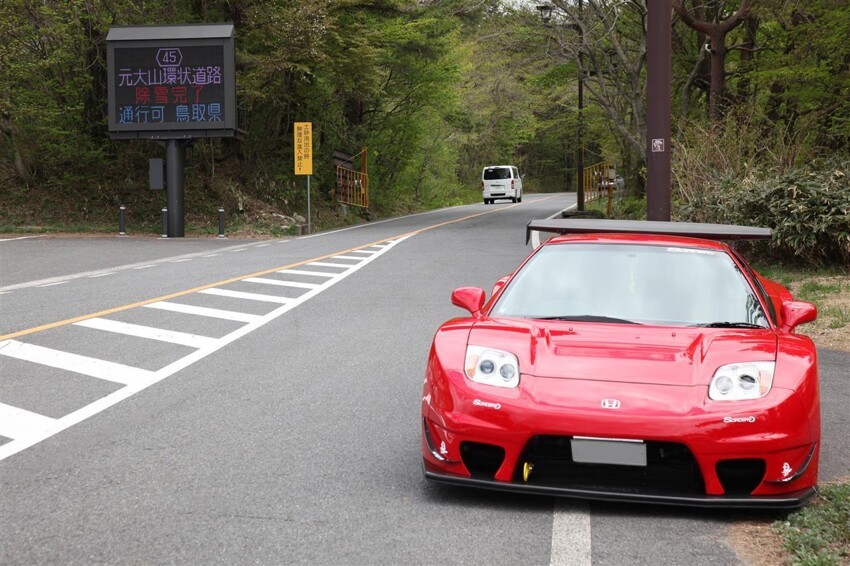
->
left=672, top=0, right=751, bottom=122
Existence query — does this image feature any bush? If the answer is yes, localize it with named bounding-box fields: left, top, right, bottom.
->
left=676, top=158, right=850, bottom=267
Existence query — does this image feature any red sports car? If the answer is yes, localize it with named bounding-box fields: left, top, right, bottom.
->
left=422, top=219, right=819, bottom=508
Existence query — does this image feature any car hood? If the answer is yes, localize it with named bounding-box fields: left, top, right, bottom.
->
left=468, top=318, right=778, bottom=387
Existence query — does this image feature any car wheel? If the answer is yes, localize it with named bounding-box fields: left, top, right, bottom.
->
left=518, top=191, right=523, bottom=203
left=483, top=199, right=490, bottom=205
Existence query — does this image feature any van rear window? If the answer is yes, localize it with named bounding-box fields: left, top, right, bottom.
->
left=484, top=168, right=512, bottom=180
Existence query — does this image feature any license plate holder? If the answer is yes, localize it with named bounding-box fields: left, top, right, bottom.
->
left=571, top=437, right=647, bottom=467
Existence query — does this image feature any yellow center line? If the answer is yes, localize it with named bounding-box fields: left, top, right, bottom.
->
left=0, top=197, right=559, bottom=342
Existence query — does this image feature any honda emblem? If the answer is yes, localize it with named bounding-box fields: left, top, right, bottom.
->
left=601, top=399, right=621, bottom=409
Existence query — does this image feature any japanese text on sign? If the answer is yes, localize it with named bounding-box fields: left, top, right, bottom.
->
left=295, top=122, right=313, bottom=175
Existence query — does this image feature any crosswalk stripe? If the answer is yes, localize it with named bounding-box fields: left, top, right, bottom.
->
left=144, top=301, right=262, bottom=322
left=73, top=318, right=217, bottom=349
left=308, top=261, right=354, bottom=269
left=199, top=288, right=292, bottom=304
left=0, top=340, right=154, bottom=385
left=244, top=277, right=319, bottom=290
left=331, top=255, right=366, bottom=261
left=0, top=402, right=57, bottom=441
left=277, top=269, right=336, bottom=278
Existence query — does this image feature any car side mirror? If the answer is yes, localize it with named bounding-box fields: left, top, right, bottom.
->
left=451, top=287, right=486, bottom=317
left=780, top=300, right=817, bottom=332
left=491, top=276, right=510, bottom=298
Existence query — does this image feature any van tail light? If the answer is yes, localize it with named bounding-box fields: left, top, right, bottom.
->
left=511, top=180, right=515, bottom=190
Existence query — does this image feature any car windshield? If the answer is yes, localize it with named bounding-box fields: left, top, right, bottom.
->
left=484, top=167, right=511, bottom=180
left=490, top=243, right=769, bottom=327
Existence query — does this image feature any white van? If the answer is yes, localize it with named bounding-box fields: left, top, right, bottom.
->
left=482, top=165, right=522, bottom=204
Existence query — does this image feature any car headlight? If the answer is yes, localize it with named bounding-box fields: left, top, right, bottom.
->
left=708, top=362, right=775, bottom=400
left=464, top=346, right=520, bottom=388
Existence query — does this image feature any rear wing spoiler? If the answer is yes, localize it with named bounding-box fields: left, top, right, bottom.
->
left=526, top=219, right=772, bottom=245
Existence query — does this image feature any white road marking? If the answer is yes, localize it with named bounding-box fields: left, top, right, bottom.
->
left=0, top=235, right=46, bottom=242
left=256, top=244, right=270, bottom=248
left=0, top=235, right=411, bottom=461
left=308, top=261, right=354, bottom=269
left=243, top=277, right=319, bottom=290
left=133, top=265, right=155, bottom=270
left=0, top=403, right=57, bottom=440
left=37, top=281, right=68, bottom=288
left=171, top=259, right=192, bottom=263
left=199, top=288, right=292, bottom=304
left=74, top=318, right=217, bottom=349
left=88, top=272, right=115, bottom=278
left=203, top=254, right=221, bottom=258
left=0, top=340, right=154, bottom=385
left=348, top=250, right=376, bottom=255
left=277, top=269, right=336, bottom=278
left=550, top=501, right=591, bottom=566
left=331, top=255, right=366, bottom=261
left=143, top=301, right=262, bottom=323
left=229, top=249, right=246, bottom=253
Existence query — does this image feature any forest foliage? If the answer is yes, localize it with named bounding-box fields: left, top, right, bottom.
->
left=0, top=1, right=848, bottom=264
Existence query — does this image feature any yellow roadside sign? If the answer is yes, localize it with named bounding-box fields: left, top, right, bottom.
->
left=294, top=122, right=313, bottom=175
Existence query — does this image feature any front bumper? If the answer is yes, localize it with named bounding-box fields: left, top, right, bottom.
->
left=422, top=373, right=819, bottom=509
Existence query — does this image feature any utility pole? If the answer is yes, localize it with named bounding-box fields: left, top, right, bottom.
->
left=576, top=0, right=585, bottom=211
left=646, top=0, right=672, bottom=221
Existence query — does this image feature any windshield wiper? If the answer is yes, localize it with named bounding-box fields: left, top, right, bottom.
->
left=690, top=322, right=765, bottom=328
left=534, top=315, right=641, bottom=325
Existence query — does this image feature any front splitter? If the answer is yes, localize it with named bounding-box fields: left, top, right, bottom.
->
left=424, top=469, right=814, bottom=509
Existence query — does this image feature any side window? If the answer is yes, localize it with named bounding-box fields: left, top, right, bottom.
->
left=513, top=167, right=519, bottom=179
left=730, top=249, right=777, bottom=324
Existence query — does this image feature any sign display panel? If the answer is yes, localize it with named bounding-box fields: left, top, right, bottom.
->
left=294, top=122, right=313, bottom=175
left=112, top=45, right=226, bottom=127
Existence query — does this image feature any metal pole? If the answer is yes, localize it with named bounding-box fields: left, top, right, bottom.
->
left=118, top=205, right=126, bottom=236
left=576, top=0, right=584, bottom=211
left=218, top=207, right=225, bottom=238
left=307, top=175, right=311, bottom=235
left=161, top=207, right=168, bottom=238
left=646, top=0, right=672, bottom=221
left=165, top=139, right=185, bottom=237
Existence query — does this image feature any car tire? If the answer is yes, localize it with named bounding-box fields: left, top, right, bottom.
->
left=517, top=191, right=523, bottom=203
left=484, top=199, right=490, bottom=205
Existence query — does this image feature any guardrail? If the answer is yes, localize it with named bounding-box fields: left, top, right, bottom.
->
left=333, top=147, right=369, bottom=208
left=583, top=160, right=615, bottom=216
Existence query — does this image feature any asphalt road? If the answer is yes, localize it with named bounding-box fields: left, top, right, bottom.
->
left=1, top=195, right=847, bottom=565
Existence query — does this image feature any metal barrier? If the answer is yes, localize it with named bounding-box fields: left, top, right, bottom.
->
left=334, top=147, right=369, bottom=208
left=583, top=160, right=615, bottom=216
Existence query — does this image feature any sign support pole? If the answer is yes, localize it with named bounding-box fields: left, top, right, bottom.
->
left=307, top=176, right=311, bottom=235
left=165, top=139, right=185, bottom=237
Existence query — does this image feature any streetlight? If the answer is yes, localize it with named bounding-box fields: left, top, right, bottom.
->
left=537, top=2, right=585, bottom=211
left=536, top=5, right=553, bottom=23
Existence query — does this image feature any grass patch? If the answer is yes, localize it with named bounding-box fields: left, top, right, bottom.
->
left=798, top=281, right=849, bottom=303
left=822, top=306, right=850, bottom=330
left=774, top=481, right=850, bottom=565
